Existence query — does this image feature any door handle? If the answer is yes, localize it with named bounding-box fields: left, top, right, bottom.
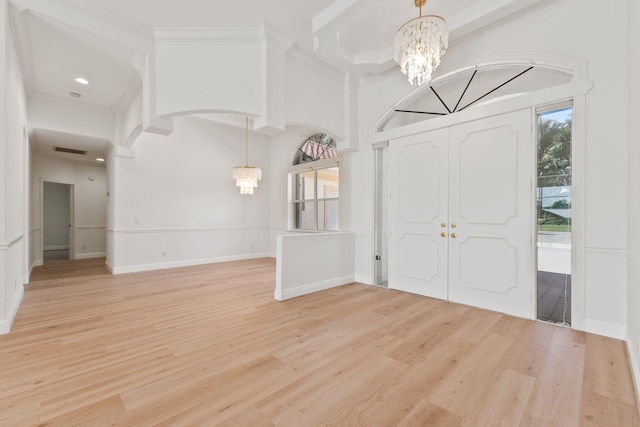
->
left=451, top=232, right=457, bottom=238
left=441, top=223, right=447, bottom=228
left=441, top=232, right=447, bottom=238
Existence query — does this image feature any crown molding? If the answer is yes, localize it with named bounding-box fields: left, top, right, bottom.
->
left=257, top=22, right=295, bottom=50
left=155, top=26, right=263, bottom=45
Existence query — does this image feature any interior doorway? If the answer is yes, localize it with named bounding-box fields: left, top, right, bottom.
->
left=42, top=181, right=73, bottom=261
left=536, top=104, right=573, bottom=325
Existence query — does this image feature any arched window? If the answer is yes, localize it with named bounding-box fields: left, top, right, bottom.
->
left=289, top=133, right=340, bottom=231
left=293, top=133, right=338, bottom=164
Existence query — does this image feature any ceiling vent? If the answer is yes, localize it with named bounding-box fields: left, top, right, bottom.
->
left=54, top=146, right=86, bottom=155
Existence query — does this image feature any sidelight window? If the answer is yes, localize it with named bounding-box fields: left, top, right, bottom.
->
left=536, top=103, right=572, bottom=326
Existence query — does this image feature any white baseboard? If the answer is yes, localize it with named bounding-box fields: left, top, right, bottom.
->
left=29, top=259, right=43, bottom=284
left=0, top=285, right=24, bottom=335
left=585, top=319, right=626, bottom=340
left=355, top=273, right=371, bottom=285
left=275, top=275, right=355, bottom=301
left=75, top=252, right=106, bottom=260
left=626, top=333, right=640, bottom=410
left=110, top=253, right=272, bottom=275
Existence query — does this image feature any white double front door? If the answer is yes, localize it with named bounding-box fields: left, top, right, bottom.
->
left=389, top=109, right=534, bottom=319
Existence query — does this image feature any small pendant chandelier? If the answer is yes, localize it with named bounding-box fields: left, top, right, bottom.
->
left=232, top=115, right=262, bottom=195
left=394, top=0, right=449, bottom=86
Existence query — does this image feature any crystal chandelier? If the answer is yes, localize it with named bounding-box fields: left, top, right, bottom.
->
left=394, top=0, right=449, bottom=86
left=232, top=116, right=262, bottom=195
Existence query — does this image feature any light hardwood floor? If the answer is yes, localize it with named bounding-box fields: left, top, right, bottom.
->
left=1, top=257, right=638, bottom=426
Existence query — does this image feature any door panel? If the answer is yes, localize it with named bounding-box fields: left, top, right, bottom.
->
left=397, top=233, right=440, bottom=281
left=458, top=236, right=518, bottom=293
left=448, top=110, right=533, bottom=318
left=456, top=125, right=519, bottom=224
left=396, top=140, right=440, bottom=222
left=389, top=128, right=448, bottom=300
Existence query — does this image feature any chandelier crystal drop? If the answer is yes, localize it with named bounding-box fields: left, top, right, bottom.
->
left=232, top=116, right=262, bottom=195
left=394, top=0, right=448, bottom=86
left=232, top=166, right=262, bottom=194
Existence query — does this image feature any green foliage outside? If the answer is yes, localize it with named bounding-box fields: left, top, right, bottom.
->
left=538, top=115, right=571, bottom=188
left=537, top=112, right=572, bottom=232
left=549, top=199, right=569, bottom=209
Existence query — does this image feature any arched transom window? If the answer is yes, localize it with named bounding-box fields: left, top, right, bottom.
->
left=378, top=64, right=573, bottom=131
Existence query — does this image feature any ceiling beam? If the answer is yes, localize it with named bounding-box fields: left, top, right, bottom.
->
left=8, top=0, right=154, bottom=53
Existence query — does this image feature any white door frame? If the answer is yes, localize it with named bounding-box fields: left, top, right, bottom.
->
left=372, top=141, right=390, bottom=287
left=40, top=179, right=75, bottom=261
left=374, top=81, right=589, bottom=330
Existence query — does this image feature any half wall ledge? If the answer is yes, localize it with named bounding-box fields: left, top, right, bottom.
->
left=275, top=231, right=356, bottom=300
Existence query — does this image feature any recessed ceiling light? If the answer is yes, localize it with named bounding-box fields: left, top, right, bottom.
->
left=96, top=158, right=105, bottom=162
left=69, top=92, right=82, bottom=98
left=75, top=77, right=89, bottom=85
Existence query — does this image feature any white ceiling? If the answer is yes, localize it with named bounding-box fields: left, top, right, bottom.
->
left=30, top=128, right=112, bottom=164
left=9, top=0, right=554, bottom=163
left=26, top=12, right=139, bottom=107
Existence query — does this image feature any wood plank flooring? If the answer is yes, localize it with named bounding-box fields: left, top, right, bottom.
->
left=1, top=257, right=638, bottom=426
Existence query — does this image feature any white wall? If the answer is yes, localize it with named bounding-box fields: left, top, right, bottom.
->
left=352, top=0, right=630, bottom=338
left=154, top=29, right=263, bottom=118
left=286, top=49, right=346, bottom=140
left=106, top=145, right=116, bottom=267
left=119, top=86, right=143, bottom=148
left=1, top=4, right=29, bottom=334
left=275, top=232, right=356, bottom=300
left=627, top=0, right=640, bottom=398
left=151, top=28, right=348, bottom=142
left=32, top=155, right=107, bottom=262
left=108, top=115, right=270, bottom=273
left=42, top=182, right=69, bottom=249
left=267, top=127, right=297, bottom=253
left=267, top=125, right=314, bottom=254
left=0, top=2, right=6, bottom=330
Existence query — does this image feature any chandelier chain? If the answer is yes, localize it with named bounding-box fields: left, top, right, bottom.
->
left=245, top=115, right=249, bottom=166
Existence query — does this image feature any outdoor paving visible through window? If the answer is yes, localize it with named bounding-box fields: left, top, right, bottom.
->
left=537, top=231, right=571, bottom=325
